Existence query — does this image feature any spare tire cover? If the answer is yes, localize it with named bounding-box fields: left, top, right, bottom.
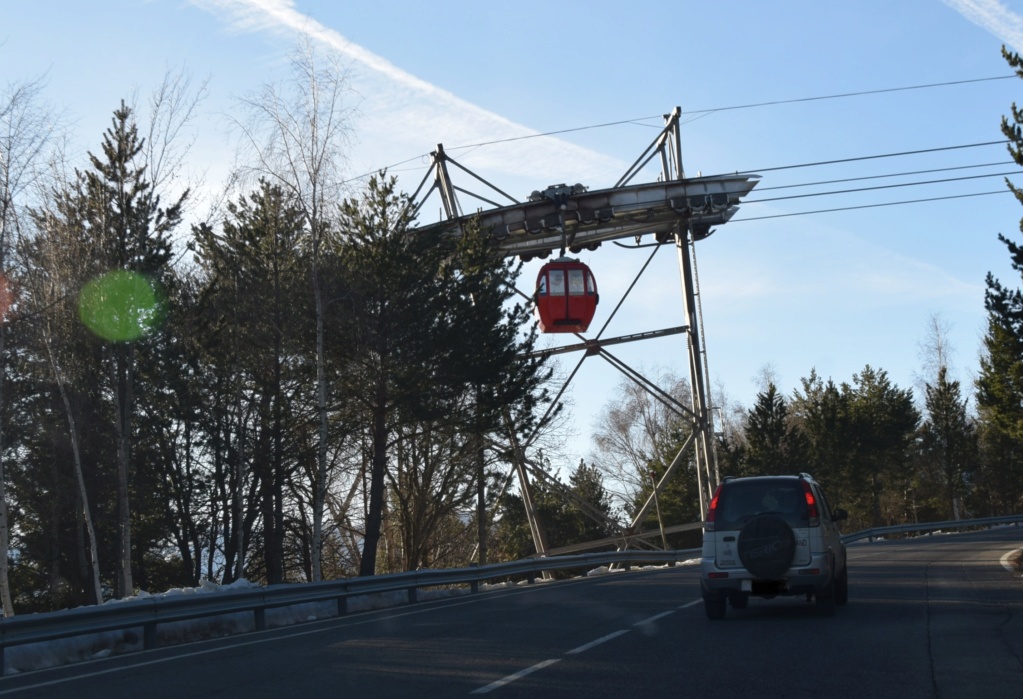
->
left=737, top=515, right=796, bottom=579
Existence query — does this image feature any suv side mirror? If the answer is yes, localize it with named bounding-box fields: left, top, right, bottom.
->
left=832, top=508, right=848, bottom=522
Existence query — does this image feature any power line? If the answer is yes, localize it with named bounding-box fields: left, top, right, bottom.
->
left=728, top=140, right=1010, bottom=177
left=350, top=75, right=1016, bottom=184
left=680, top=75, right=1015, bottom=116
left=730, top=190, right=1012, bottom=222
left=753, top=161, right=1016, bottom=192
left=443, top=116, right=664, bottom=153
left=745, top=169, right=1021, bottom=204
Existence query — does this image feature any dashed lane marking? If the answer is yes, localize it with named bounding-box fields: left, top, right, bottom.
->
left=470, top=659, right=562, bottom=695
left=470, top=600, right=702, bottom=694
left=566, top=630, right=631, bottom=655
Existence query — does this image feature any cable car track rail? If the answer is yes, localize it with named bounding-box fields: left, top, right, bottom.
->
left=416, top=174, right=759, bottom=259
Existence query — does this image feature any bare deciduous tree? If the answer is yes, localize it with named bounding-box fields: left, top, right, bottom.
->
left=0, top=72, right=60, bottom=616
left=232, top=37, right=353, bottom=581
left=589, top=369, right=692, bottom=513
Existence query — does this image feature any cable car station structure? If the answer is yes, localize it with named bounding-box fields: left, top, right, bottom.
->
left=410, top=108, right=760, bottom=558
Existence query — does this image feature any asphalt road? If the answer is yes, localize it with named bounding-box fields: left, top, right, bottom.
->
left=1, top=527, right=1020, bottom=698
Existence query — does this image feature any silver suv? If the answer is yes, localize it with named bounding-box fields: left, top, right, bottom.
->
left=700, top=473, right=848, bottom=619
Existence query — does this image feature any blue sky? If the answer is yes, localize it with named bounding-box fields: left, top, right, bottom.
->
left=5, top=0, right=1023, bottom=469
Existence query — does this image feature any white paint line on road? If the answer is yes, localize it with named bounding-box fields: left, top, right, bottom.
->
left=470, top=601, right=704, bottom=693
left=0, top=577, right=614, bottom=695
left=999, top=548, right=1022, bottom=574
left=470, top=658, right=561, bottom=694
left=633, top=610, right=675, bottom=627
left=566, top=629, right=630, bottom=655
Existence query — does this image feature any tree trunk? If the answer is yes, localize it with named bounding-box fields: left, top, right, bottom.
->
left=47, top=343, right=102, bottom=605
left=114, top=345, right=134, bottom=597
left=312, top=253, right=327, bottom=582
left=232, top=409, right=247, bottom=582
left=360, top=404, right=388, bottom=577
left=0, top=327, right=14, bottom=616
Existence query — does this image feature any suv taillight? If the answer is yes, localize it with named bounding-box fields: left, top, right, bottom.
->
left=802, top=480, right=820, bottom=527
left=706, top=484, right=723, bottom=532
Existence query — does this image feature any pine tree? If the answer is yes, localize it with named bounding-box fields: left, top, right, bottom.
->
left=972, top=46, right=1023, bottom=514
left=192, top=180, right=308, bottom=584
left=920, top=367, right=977, bottom=519
left=791, top=370, right=851, bottom=501
left=335, top=175, right=546, bottom=576
left=846, top=366, right=920, bottom=527
left=82, top=102, right=185, bottom=597
left=742, top=382, right=810, bottom=477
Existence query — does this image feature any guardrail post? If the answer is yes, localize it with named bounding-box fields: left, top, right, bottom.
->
left=407, top=587, right=417, bottom=604
left=337, top=596, right=347, bottom=616
left=1, top=645, right=6, bottom=677
left=144, top=621, right=157, bottom=649
left=254, top=607, right=266, bottom=631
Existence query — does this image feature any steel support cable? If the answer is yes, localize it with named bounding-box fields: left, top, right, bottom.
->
left=352, top=76, right=1016, bottom=185
left=744, top=169, right=1022, bottom=204
left=688, top=75, right=1014, bottom=114
left=450, top=183, right=505, bottom=211
left=617, top=107, right=685, bottom=188
left=522, top=350, right=588, bottom=449
left=519, top=455, right=625, bottom=532
left=597, top=347, right=698, bottom=422
left=753, top=160, right=1016, bottom=192
left=732, top=189, right=1011, bottom=222
left=726, top=140, right=1009, bottom=178
left=688, top=233, right=720, bottom=486
left=443, top=154, right=521, bottom=206
left=594, top=242, right=662, bottom=339
left=502, top=408, right=550, bottom=557
left=627, top=431, right=698, bottom=533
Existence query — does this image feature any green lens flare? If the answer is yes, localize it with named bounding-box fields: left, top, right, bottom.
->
left=78, top=271, right=164, bottom=342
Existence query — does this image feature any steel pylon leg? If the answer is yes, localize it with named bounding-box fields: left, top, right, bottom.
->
left=674, top=224, right=717, bottom=515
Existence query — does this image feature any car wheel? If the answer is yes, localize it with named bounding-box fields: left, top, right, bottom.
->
left=815, top=579, right=836, bottom=617
left=704, top=593, right=727, bottom=620
left=737, top=514, right=796, bottom=579
left=729, top=591, right=749, bottom=609
left=835, top=564, right=848, bottom=606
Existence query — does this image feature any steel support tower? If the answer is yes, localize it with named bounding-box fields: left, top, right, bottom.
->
left=411, top=108, right=759, bottom=556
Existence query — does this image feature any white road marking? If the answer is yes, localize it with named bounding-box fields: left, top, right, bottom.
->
left=0, top=581, right=594, bottom=695
left=470, top=658, right=561, bottom=694
left=566, top=630, right=630, bottom=655
left=470, top=601, right=704, bottom=693
left=999, top=548, right=1022, bottom=574
left=633, top=610, right=674, bottom=626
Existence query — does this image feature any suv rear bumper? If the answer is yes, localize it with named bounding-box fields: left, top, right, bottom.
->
left=701, top=552, right=835, bottom=596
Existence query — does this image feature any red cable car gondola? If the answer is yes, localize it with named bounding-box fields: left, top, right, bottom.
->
left=534, top=256, right=599, bottom=333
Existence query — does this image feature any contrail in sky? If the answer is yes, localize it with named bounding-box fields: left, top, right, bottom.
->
left=188, top=0, right=624, bottom=194
left=942, top=0, right=1023, bottom=52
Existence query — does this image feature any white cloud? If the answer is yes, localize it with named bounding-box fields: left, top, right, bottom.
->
left=942, top=0, right=1023, bottom=52
left=188, top=0, right=623, bottom=197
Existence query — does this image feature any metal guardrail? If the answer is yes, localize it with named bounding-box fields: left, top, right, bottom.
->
left=0, top=513, right=1019, bottom=675
left=0, top=547, right=698, bottom=674
left=840, top=513, right=1023, bottom=545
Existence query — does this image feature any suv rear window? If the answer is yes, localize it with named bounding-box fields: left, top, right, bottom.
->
left=715, top=479, right=809, bottom=531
